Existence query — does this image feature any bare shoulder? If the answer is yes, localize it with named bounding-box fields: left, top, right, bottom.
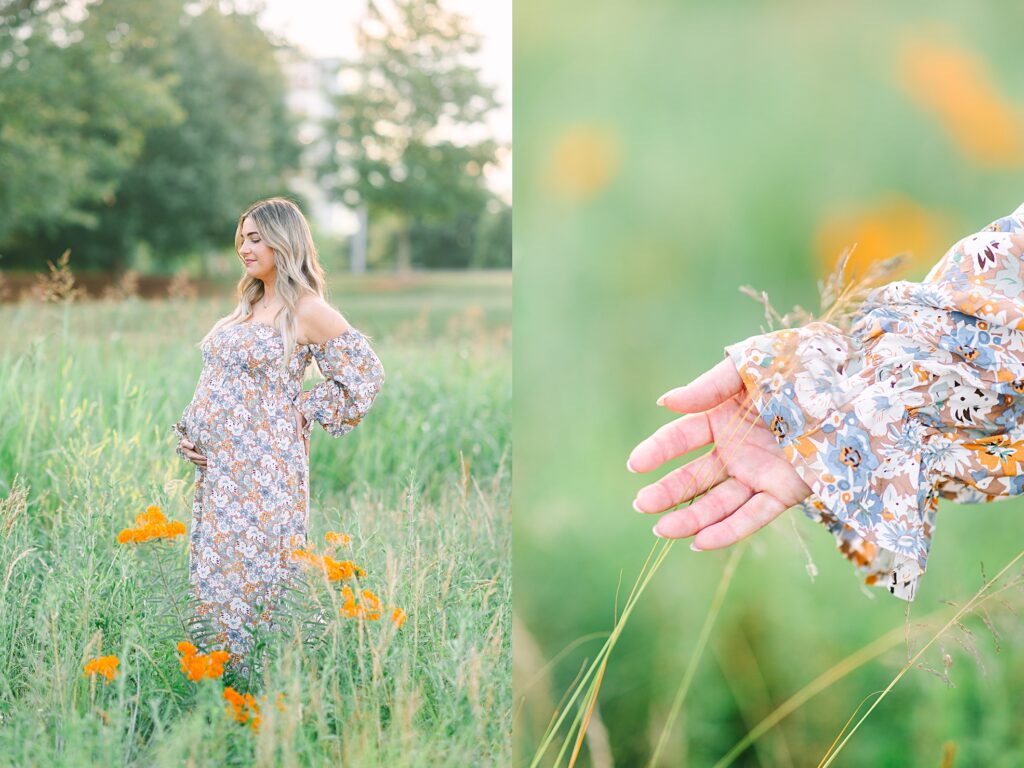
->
left=296, top=295, right=352, bottom=346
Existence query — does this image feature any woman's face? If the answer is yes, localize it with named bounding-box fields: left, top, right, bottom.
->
left=238, top=216, right=276, bottom=281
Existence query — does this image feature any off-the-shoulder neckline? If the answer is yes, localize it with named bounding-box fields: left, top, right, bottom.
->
left=308, top=327, right=364, bottom=349
left=240, top=319, right=362, bottom=348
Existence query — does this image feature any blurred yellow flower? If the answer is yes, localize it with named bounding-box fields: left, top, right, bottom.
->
left=814, top=196, right=948, bottom=280
left=898, top=38, right=1024, bottom=167
left=83, top=654, right=119, bottom=684
left=547, top=123, right=621, bottom=201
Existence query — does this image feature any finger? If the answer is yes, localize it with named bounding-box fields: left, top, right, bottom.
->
left=651, top=478, right=753, bottom=538
left=657, top=358, right=743, bottom=413
left=633, top=450, right=728, bottom=513
left=690, top=492, right=788, bottom=550
left=627, top=412, right=712, bottom=473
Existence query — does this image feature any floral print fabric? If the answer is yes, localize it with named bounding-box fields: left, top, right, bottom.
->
left=725, top=202, right=1024, bottom=601
left=294, top=329, right=387, bottom=441
left=172, top=321, right=384, bottom=675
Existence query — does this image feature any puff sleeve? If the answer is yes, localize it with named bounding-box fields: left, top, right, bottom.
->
left=724, top=202, right=1024, bottom=601
left=293, top=329, right=385, bottom=441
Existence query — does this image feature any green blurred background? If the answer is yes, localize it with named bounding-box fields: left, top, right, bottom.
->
left=514, top=2, right=1024, bottom=765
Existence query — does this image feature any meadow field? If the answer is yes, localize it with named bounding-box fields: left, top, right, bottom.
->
left=0, top=269, right=511, bottom=765
left=514, top=1, right=1024, bottom=765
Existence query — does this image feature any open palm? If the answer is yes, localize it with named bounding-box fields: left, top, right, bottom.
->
left=627, top=358, right=812, bottom=550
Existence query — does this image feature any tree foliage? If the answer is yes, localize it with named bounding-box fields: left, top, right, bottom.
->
left=0, top=0, right=508, bottom=273
left=0, top=0, right=184, bottom=247
left=321, top=0, right=504, bottom=270
left=0, top=0, right=300, bottom=270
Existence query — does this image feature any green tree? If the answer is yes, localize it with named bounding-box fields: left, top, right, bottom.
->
left=88, top=5, right=302, bottom=272
left=472, top=201, right=511, bottom=269
left=1, top=0, right=301, bottom=271
left=321, top=0, right=502, bottom=272
left=0, top=0, right=184, bottom=251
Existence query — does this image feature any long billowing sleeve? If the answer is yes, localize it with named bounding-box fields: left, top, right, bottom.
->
left=724, top=202, right=1024, bottom=601
left=293, top=329, right=384, bottom=440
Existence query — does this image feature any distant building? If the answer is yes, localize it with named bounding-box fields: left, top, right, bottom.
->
left=277, top=46, right=358, bottom=238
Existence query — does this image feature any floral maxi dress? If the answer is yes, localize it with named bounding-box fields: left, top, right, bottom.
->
left=172, top=321, right=384, bottom=676
left=725, top=201, right=1024, bottom=601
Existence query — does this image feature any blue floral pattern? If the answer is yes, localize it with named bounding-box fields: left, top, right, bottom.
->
left=725, top=202, right=1024, bottom=601
left=294, top=329, right=386, bottom=441
left=171, top=321, right=383, bottom=675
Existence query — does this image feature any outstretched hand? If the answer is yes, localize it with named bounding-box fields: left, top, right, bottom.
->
left=627, top=358, right=812, bottom=550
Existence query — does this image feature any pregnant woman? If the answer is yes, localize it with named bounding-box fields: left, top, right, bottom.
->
left=171, top=197, right=385, bottom=679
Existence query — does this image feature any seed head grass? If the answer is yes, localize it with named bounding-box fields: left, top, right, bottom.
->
left=529, top=248, right=935, bottom=767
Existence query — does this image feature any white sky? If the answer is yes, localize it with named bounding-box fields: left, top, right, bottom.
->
left=257, top=0, right=511, bottom=199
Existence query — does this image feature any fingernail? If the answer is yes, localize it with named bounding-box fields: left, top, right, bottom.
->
left=656, top=394, right=668, bottom=406
left=626, top=457, right=638, bottom=473
left=690, top=541, right=702, bottom=552
left=632, top=498, right=644, bottom=513
left=652, top=524, right=665, bottom=538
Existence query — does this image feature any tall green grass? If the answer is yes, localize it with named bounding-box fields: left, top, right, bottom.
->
left=0, top=272, right=510, bottom=765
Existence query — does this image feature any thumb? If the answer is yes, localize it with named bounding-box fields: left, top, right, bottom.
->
left=656, top=358, right=743, bottom=413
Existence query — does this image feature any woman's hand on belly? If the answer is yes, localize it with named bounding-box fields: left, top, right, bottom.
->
left=178, top=437, right=208, bottom=467
left=296, top=411, right=309, bottom=457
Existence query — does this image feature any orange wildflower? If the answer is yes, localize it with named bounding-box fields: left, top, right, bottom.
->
left=223, top=687, right=285, bottom=732
left=325, top=530, right=352, bottom=547
left=83, top=654, right=119, bottom=684
left=177, top=641, right=231, bottom=681
left=340, top=585, right=382, bottom=621
left=361, top=589, right=381, bottom=620
left=290, top=548, right=366, bottom=581
left=340, top=586, right=358, bottom=618
left=392, top=607, right=407, bottom=629
left=177, top=641, right=198, bottom=656
left=223, top=686, right=249, bottom=722
left=117, top=504, right=187, bottom=544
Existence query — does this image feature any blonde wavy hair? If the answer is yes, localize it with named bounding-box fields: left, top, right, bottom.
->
left=199, top=197, right=328, bottom=372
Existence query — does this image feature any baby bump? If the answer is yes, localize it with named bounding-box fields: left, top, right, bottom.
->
left=180, top=402, right=211, bottom=455
left=184, top=388, right=251, bottom=449
left=191, top=404, right=304, bottom=464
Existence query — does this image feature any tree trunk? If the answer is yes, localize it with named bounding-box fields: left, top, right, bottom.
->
left=397, top=223, right=412, bottom=274
left=351, top=204, right=368, bottom=274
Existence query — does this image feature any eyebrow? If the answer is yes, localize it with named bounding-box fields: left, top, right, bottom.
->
left=242, top=230, right=261, bottom=238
